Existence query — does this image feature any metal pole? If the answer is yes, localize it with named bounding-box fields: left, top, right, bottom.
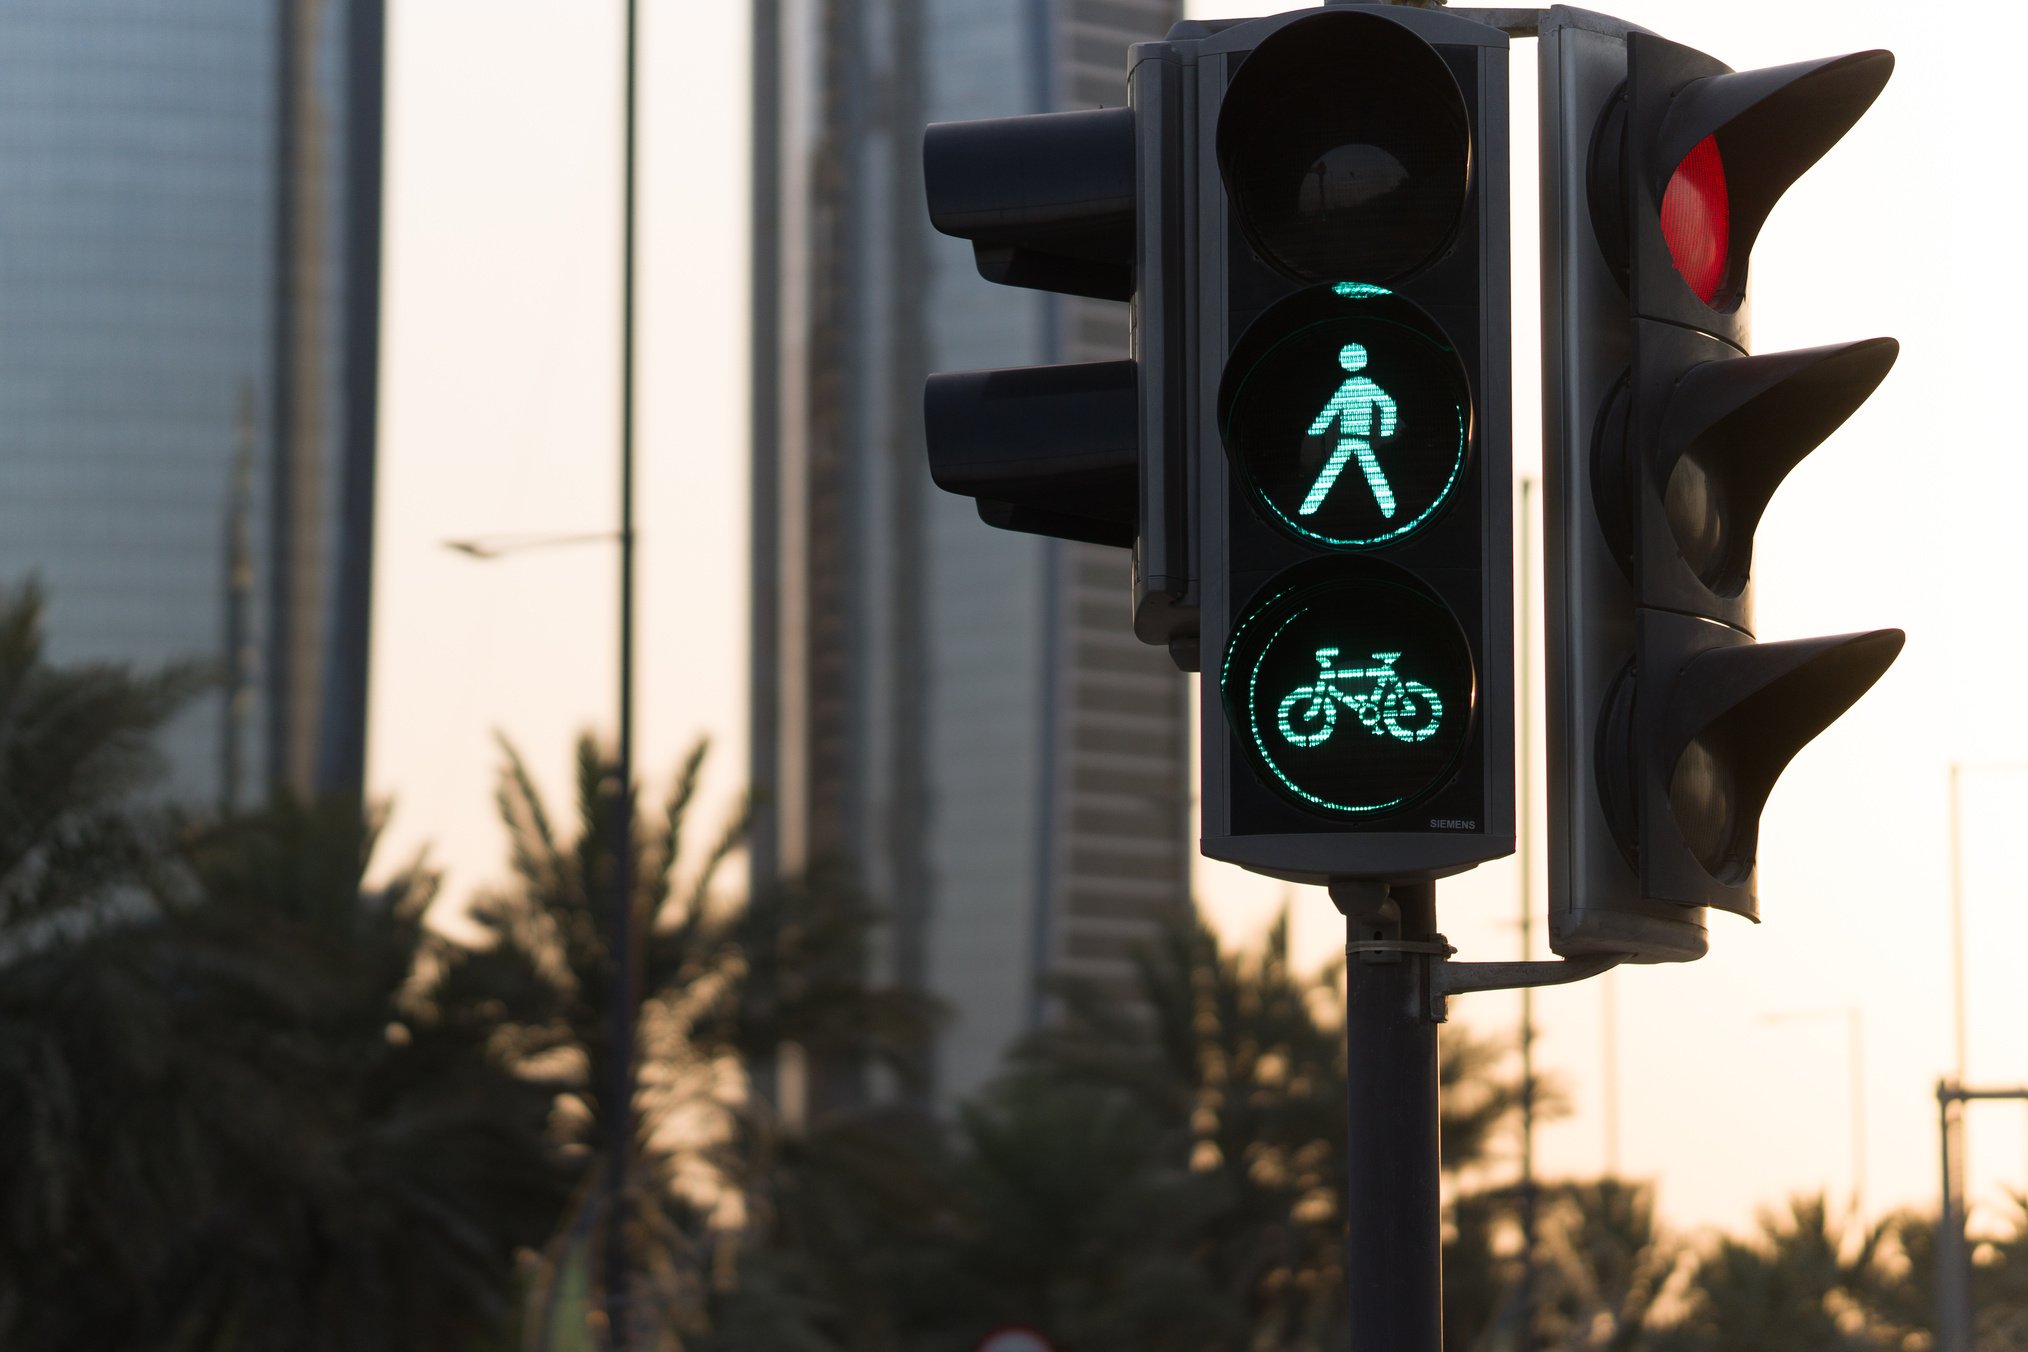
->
left=602, top=0, right=641, bottom=1344
left=1939, top=759, right=2028, bottom=1352
left=1849, top=1007, right=1865, bottom=1217
left=1950, top=761, right=1965, bottom=1082
left=1937, top=1082, right=1969, bottom=1352
left=1935, top=1084, right=2028, bottom=1352
left=1335, top=878, right=1444, bottom=1352
left=1516, top=475, right=1538, bottom=1344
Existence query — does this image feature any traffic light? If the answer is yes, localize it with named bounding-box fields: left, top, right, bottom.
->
left=922, top=68, right=1194, bottom=652
left=1540, top=13, right=1904, bottom=961
left=1195, top=6, right=1515, bottom=884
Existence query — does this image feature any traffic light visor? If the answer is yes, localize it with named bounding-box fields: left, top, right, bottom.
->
left=1217, top=10, right=1471, bottom=284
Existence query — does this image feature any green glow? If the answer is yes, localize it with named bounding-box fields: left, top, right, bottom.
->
left=1275, top=647, right=1444, bottom=747
left=1220, top=567, right=1475, bottom=818
left=1241, top=606, right=1414, bottom=815
left=1301, top=342, right=1399, bottom=517
left=1266, top=408, right=1466, bottom=548
left=1221, top=285, right=1471, bottom=552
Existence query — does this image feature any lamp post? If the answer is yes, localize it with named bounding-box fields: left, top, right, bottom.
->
left=441, top=6, right=640, bottom=1335
left=1938, top=760, right=2028, bottom=1352
left=608, top=6, right=641, bottom=1338
left=443, top=5, right=641, bottom=1344
left=443, top=522, right=636, bottom=1347
left=1517, top=475, right=1540, bottom=1334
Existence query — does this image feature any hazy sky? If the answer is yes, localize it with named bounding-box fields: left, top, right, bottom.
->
left=368, top=0, right=2028, bottom=1239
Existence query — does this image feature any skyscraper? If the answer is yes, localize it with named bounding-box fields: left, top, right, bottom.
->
left=0, top=0, right=385, bottom=807
left=752, top=0, right=1187, bottom=1106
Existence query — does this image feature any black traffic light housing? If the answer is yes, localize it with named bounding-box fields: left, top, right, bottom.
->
left=923, top=107, right=1135, bottom=304
left=1193, top=6, right=1514, bottom=885
left=1541, top=8, right=1902, bottom=961
left=922, top=63, right=1195, bottom=653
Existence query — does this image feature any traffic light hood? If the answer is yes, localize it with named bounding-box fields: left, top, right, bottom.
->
left=1615, top=36, right=1893, bottom=324
left=924, top=107, right=1136, bottom=302
left=1621, top=333, right=1900, bottom=612
left=923, top=362, right=1138, bottom=548
left=1612, top=617, right=1905, bottom=913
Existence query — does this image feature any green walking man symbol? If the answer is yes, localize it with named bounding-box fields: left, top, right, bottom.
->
left=1302, top=342, right=1400, bottom=518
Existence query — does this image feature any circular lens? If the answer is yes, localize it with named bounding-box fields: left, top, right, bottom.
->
left=1662, top=450, right=1743, bottom=594
left=1668, top=736, right=1746, bottom=882
left=1221, top=284, right=1471, bottom=549
left=1217, top=11, right=1471, bottom=283
left=1661, top=134, right=1730, bottom=307
left=1222, top=564, right=1475, bottom=817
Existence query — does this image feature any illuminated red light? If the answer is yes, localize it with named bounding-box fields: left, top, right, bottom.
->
left=1660, top=135, right=1730, bottom=306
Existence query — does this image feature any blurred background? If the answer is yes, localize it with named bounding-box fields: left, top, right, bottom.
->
left=1, top=0, right=2023, bottom=1348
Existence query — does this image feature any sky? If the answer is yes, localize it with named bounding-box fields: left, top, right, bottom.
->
left=367, top=0, right=2028, bottom=1241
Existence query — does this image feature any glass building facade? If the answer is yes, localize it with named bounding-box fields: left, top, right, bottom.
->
left=0, top=0, right=384, bottom=807
left=752, top=0, right=1188, bottom=1107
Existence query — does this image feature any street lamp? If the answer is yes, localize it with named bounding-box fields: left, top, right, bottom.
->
left=442, top=531, right=619, bottom=560
left=1938, top=760, right=2028, bottom=1352
left=443, top=524, right=638, bottom=1345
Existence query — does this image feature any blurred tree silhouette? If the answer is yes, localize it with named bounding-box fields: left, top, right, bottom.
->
left=138, top=797, right=572, bottom=1351
left=0, top=581, right=566, bottom=1350
left=1646, top=1195, right=1893, bottom=1352
left=0, top=581, right=217, bottom=1347
left=1969, top=1193, right=2028, bottom=1350
left=471, top=735, right=942, bottom=1349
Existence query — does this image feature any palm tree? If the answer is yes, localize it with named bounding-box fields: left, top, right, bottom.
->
left=0, top=580, right=205, bottom=898
left=1532, top=1179, right=1681, bottom=1350
left=472, top=734, right=940, bottom=1347
left=1971, top=1193, right=2028, bottom=1350
left=1859, top=1194, right=2028, bottom=1352
left=0, top=580, right=213, bottom=1347
left=977, top=909, right=1537, bottom=1350
left=140, top=794, right=574, bottom=1351
left=0, top=581, right=570, bottom=1350
left=889, top=1073, right=1247, bottom=1352
left=1651, top=1195, right=1894, bottom=1352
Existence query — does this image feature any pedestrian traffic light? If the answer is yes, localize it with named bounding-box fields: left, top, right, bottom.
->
left=922, top=65, right=1195, bottom=653
left=1195, top=6, right=1514, bottom=883
left=1540, top=12, right=1903, bottom=961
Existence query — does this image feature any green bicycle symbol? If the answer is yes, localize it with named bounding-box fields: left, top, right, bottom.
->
left=1276, top=647, right=1444, bottom=747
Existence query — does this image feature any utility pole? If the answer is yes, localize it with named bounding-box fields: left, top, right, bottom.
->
left=603, top=0, right=641, bottom=1343
left=1938, top=1081, right=2028, bottom=1352
left=1517, top=475, right=1540, bottom=1345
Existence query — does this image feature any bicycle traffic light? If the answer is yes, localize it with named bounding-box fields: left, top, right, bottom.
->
left=1193, top=7, right=1514, bottom=884
left=1540, top=11, right=1903, bottom=961
left=922, top=70, right=1194, bottom=652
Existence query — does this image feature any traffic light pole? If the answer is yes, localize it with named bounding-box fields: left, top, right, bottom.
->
left=1334, top=878, right=1446, bottom=1350
left=1332, top=877, right=1625, bottom=1350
